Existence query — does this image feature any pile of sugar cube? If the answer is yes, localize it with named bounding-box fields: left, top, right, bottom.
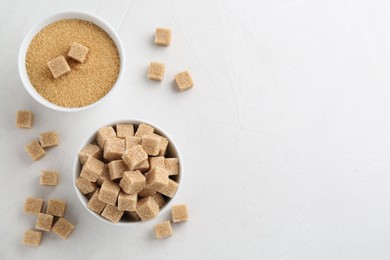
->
left=76, top=123, right=180, bottom=223
left=147, top=28, right=194, bottom=92
left=22, top=197, right=75, bottom=246
left=47, top=42, right=89, bottom=79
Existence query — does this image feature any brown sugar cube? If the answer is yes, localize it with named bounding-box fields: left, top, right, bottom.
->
left=119, top=170, right=146, bottom=195
left=25, top=140, right=45, bottom=161
left=138, top=187, right=157, bottom=197
left=98, top=180, right=120, bottom=206
left=153, top=193, right=165, bottom=208
left=159, top=179, right=179, bottom=198
left=47, top=55, right=71, bottom=79
left=16, top=110, right=33, bottom=129
left=149, top=156, right=165, bottom=170
left=134, top=123, right=154, bottom=138
left=68, top=42, right=89, bottom=63
left=80, top=157, right=105, bottom=182
left=79, top=144, right=102, bottom=165
left=148, top=62, right=165, bottom=81
left=96, top=126, right=116, bottom=148
left=52, top=217, right=75, bottom=239
left=104, top=137, right=125, bottom=161
left=145, top=167, right=169, bottom=191
left=171, top=204, right=189, bottom=222
left=101, top=204, right=124, bottom=223
left=138, top=159, right=150, bottom=173
left=46, top=199, right=66, bottom=217
left=165, top=158, right=179, bottom=176
left=108, top=160, right=128, bottom=181
left=76, top=176, right=97, bottom=194
left=24, top=197, right=43, bottom=215
left=118, top=191, right=137, bottom=211
left=39, top=131, right=59, bottom=148
left=155, top=28, right=172, bottom=47
left=122, top=145, right=148, bottom=171
left=154, top=221, right=173, bottom=239
left=22, top=230, right=42, bottom=246
left=40, top=170, right=59, bottom=186
left=126, top=211, right=141, bottom=221
left=116, top=123, right=134, bottom=138
left=87, top=189, right=106, bottom=214
left=175, top=70, right=194, bottom=92
left=136, top=196, right=159, bottom=221
left=36, top=213, right=54, bottom=231
left=125, top=136, right=141, bottom=150
left=142, top=134, right=162, bottom=156
left=97, top=164, right=109, bottom=186
left=158, top=137, right=169, bottom=156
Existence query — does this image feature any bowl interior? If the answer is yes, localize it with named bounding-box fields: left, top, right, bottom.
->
left=73, top=120, right=182, bottom=226
left=18, top=10, right=125, bottom=112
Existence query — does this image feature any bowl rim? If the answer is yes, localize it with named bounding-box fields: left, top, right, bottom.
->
left=72, top=119, right=183, bottom=226
left=18, top=10, right=126, bottom=112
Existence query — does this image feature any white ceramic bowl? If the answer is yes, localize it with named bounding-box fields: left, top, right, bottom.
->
left=73, top=120, right=182, bottom=226
left=18, top=10, right=125, bottom=112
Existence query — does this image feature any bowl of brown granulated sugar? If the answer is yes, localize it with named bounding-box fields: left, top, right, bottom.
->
left=18, top=11, right=125, bottom=112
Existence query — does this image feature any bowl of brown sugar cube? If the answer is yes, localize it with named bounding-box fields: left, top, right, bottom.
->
left=73, top=120, right=182, bottom=225
left=18, top=10, right=125, bottom=112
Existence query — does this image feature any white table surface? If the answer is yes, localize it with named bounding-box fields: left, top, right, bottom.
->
left=1, top=0, right=390, bottom=259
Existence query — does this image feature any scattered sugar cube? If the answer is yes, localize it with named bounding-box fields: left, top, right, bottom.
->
left=52, top=218, right=75, bottom=239
left=122, top=145, right=148, bottom=171
left=134, top=123, right=154, bottom=138
left=153, top=193, right=165, bottom=208
left=40, top=170, right=59, bottom=186
left=46, top=199, right=66, bottom=217
left=142, top=134, right=162, bottom=156
left=116, top=123, right=134, bottom=138
left=119, top=170, right=146, bottom=195
left=22, top=230, right=42, bottom=246
left=158, top=137, right=169, bottom=156
left=36, top=213, right=54, bottom=231
left=68, top=42, right=89, bottom=63
left=87, top=189, right=106, bottom=214
left=16, top=110, right=33, bottom=129
left=148, top=62, right=165, bottom=81
left=97, top=165, right=110, bottom=186
left=79, top=144, right=102, bottom=164
left=136, top=196, right=159, bottom=221
left=104, top=137, right=125, bottom=161
left=101, top=204, right=124, bottom=223
left=154, top=221, right=173, bottom=239
left=25, top=140, right=45, bottom=161
left=171, top=204, right=189, bottom=222
left=39, top=131, right=59, bottom=148
left=108, top=160, right=128, bottom=180
left=96, top=126, right=116, bottom=148
left=47, top=55, right=71, bottom=79
left=118, top=191, right=137, bottom=211
left=165, top=158, right=179, bottom=176
left=155, top=28, right=172, bottom=47
left=159, top=179, right=179, bottom=198
left=80, top=157, right=105, bottom=182
left=145, top=167, right=169, bottom=191
left=149, top=156, right=165, bottom=170
left=126, top=211, right=141, bottom=221
left=24, top=197, right=43, bottom=215
left=125, top=136, right=141, bottom=150
left=175, top=70, right=194, bottom=92
left=98, top=180, right=120, bottom=206
left=76, top=176, right=97, bottom=194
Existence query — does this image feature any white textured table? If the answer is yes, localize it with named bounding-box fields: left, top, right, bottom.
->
left=1, top=0, right=390, bottom=259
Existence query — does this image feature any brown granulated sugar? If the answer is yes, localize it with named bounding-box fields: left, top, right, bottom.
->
left=26, top=19, right=120, bottom=108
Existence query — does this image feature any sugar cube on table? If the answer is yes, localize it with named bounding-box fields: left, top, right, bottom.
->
left=25, top=140, right=45, bottom=161
left=39, top=131, right=59, bottom=148
left=154, top=28, right=172, bottom=47
left=171, top=204, right=189, bottom=222
left=36, top=213, right=54, bottom=231
left=40, top=170, right=59, bottom=186
left=175, top=70, right=194, bottom=92
left=46, top=199, right=66, bottom=217
left=154, top=221, right=173, bottom=239
left=148, top=62, right=165, bottom=81
left=24, top=197, right=44, bottom=215
left=51, top=217, right=75, bottom=239
left=22, top=230, right=42, bottom=246
left=16, top=110, right=33, bottom=129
